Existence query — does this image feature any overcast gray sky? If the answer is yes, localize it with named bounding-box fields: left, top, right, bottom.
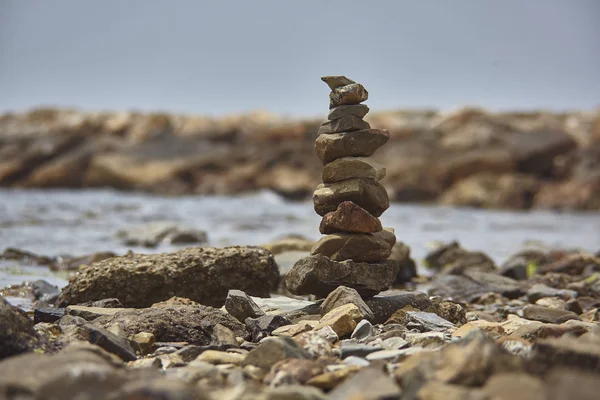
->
left=1, top=0, right=599, bottom=117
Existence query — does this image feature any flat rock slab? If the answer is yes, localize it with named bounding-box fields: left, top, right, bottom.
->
left=328, top=104, right=370, bottom=120
left=322, top=157, right=386, bottom=184
left=321, top=76, right=355, bottom=90
left=429, top=270, right=525, bottom=302
left=57, top=246, right=279, bottom=308
left=284, top=254, right=399, bottom=298
left=364, top=292, right=432, bottom=324
left=313, top=178, right=389, bottom=217
left=318, top=115, right=370, bottom=135
left=315, top=129, right=390, bottom=164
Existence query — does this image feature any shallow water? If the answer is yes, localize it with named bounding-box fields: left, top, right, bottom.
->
left=1, top=188, right=599, bottom=292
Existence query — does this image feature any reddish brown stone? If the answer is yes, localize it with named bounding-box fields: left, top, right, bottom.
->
left=319, top=201, right=382, bottom=234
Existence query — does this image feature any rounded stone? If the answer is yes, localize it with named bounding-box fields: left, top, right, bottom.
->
left=313, top=178, right=389, bottom=218
left=315, top=129, right=390, bottom=164
left=319, top=201, right=382, bottom=234
left=323, top=157, right=386, bottom=184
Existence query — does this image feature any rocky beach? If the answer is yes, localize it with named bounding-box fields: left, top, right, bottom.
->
left=1, top=77, right=600, bottom=399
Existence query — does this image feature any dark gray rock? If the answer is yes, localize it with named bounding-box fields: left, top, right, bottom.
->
left=403, top=311, right=456, bottom=332
left=523, top=305, right=581, bottom=324
left=245, top=315, right=292, bottom=342
left=318, top=115, right=370, bottom=135
left=0, top=296, right=40, bottom=360
left=429, top=270, right=524, bottom=302
left=498, top=250, right=550, bottom=280
left=364, top=291, right=433, bottom=324
left=242, top=337, right=312, bottom=370
left=328, top=104, right=370, bottom=120
left=33, top=308, right=65, bottom=324
left=340, top=342, right=383, bottom=359
left=57, top=246, right=279, bottom=308
left=351, top=320, right=374, bottom=341
left=527, top=284, right=578, bottom=303
left=78, top=298, right=123, bottom=308
left=91, top=305, right=249, bottom=344
left=32, top=280, right=60, bottom=303
left=116, top=221, right=208, bottom=248
left=425, top=241, right=496, bottom=274
left=285, top=254, right=399, bottom=298
left=224, top=289, right=265, bottom=323
left=320, top=286, right=374, bottom=321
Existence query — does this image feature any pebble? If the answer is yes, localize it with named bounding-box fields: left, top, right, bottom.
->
left=350, top=319, right=373, bottom=341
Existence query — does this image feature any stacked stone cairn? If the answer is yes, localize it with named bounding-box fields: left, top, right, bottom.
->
left=285, top=76, right=400, bottom=298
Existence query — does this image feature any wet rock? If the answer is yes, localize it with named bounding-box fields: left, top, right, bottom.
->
left=116, top=221, right=208, bottom=247
left=92, top=305, right=248, bottom=344
left=316, top=304, right=362, bottom=338
left=328, top=366, right=400, bottom=400
left=389, top=242, right=419, bottom=284
left=315, top=129, right=390, bottom=164
left=320, top=286, right=375, bottom=321
left=522, top=304, right=581, bottom=324
left=242, top=337, right=312, bottom=370
left=225, top=289, right=266, bottom=323
left=31, top=279, right=60, bottom=303
left=285, top=254, right=399, bottom=298
left=532, top=336, right=600, bottom=372
left=318, top=115, right=370, bottom=135
left=0, top=296, right=40, bottom=359
left=328, top=104, right=370, bottom=120
left=246, top=315, right=291, bottom=342
left=527, top=284, right=578, bottom=302
left=33, top=307, right=65, bottom=324
left=364, top=292, right=433, bottom=324
left=57, top=246, right=279, bottom=308
left=424, top=241, right=496, bottom=274
left=351, top=319, right=374, bottom=341
left=498, top=250, right=550, bottom=280
left=319, top=201, right=382, bottom=234
left=429, top=270, right=524, bottom=302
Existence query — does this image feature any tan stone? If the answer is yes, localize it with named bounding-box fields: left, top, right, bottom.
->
left=329, top=83, right=368, bottom=108
left=196, top=350, right=246, bottom=365
left=271, top=322, right=317, bottom=337
left=131, top=332, right=155, bottom=355
left=318, top=115, right=370, bottom=135
left=315, top=129, right=390, bottom=164
left=322, top=157, right=386, bottom=183
left=310, top=232, right=392, bottom=262
left=315, top=304, right=362, bottom=337
left=451, top=320, right=505, bottom=338
left=328, top=104, right=370, bottom=120
left=321, top=76, right=355, bottom=90
left=319, top=201, right=382, bottom=234
left=313, top=178, right=389, bottom=217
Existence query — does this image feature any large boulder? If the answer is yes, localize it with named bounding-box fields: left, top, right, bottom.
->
left=57, top=246, right=279, bottom=308
left=0, top=297, right=40, bottom=360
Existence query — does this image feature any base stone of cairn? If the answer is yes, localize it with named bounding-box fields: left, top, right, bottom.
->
left=285, top=75, right=401, bottom=298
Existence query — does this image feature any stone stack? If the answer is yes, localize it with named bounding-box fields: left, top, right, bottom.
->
left=285, top=76, right=400, bottom=298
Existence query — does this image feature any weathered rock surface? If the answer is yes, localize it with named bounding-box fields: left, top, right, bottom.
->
left=320, top=286, right=375, bottom=321
left=313, top=178, right=389, bottom=217
left=91, top=305, right=248, bottom=344
left=321, top=76, right=356, bottom=90
left=329, top=83, right=369, bottom=108
left=429, top=270, right=524, bottom=302
left=57, top=246, right=279, bottom=308
left=246, top=315, right=291, bottom=342
left=0, top=296, right=40, bottom=359
left=224, top=289, right=266, bottom=323
left=318, top=115, right=370, bottom=135
left=242, top=337, right=312, bottom=370
left=322, top=156, right=386, bottom=183
left=328, top=104, right=370, bottom=120
left=522, top=305, right=581, bottom=324
left=315, top=129, right=390, bottom=164
left=310, top=231, right=392, bottom=262
left=319, top=201, right=382, bottom=234
left=285, top=254, right=399, bottom=298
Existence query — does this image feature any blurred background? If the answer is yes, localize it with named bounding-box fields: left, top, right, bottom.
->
left=0, top=0, right=599, bottom=293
